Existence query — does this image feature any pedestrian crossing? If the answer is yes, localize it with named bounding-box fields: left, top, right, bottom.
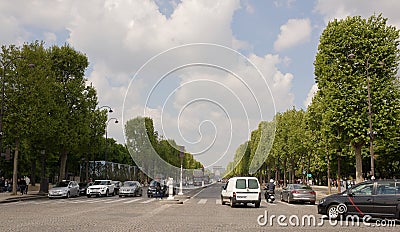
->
left=3, top=197, right=315, bottom=207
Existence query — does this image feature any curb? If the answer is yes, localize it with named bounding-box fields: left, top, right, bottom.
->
left=0, top=194, right=48, bottom=204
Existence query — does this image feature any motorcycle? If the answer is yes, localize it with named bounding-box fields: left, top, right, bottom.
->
left=264, top=191, right=275, bottom=203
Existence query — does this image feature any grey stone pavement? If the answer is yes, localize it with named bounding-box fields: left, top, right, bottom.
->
left=0, top=184, right=334, bottom=204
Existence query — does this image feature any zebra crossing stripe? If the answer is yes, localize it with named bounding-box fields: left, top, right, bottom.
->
left=104, top=199, right=127, bottom=204
left=197, top=199, right=207, bottom=204
left=123, top=198, right=142, bottom=204
left=141, top=198, right=156, bottom=204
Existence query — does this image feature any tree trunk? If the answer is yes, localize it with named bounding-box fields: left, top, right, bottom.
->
left=85, top=154, right=89, bottom=182
left=31, top=157, right=36, bottom=186
left=12, top=139, right=19, bottom=195
left=353, top=143, right=364, bottom=183
left=326, top=146, right=331, bottom=195
left=59, top=150, right=68, bottom=181
left=39, top=150, right=49, bottom=193
left=283, top=158, right=287, bottom=187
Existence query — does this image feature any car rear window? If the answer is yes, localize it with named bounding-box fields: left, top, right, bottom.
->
left=236, top=179, right=246, bottom=189
left=248, top=179, right=259, bottom=189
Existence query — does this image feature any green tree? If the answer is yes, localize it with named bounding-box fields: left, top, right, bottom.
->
left=314, top=14, right=400, bottom=183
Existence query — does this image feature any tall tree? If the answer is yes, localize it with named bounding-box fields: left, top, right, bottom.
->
left=314, top=14, right=400, bottom=183
left=49, top=44, right=89, bottom=181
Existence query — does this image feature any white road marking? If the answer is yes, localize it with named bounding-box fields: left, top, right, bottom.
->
left=197, top=199, right=207, bottom=204
left=141, top=198, right=156, bottom=204
left=123, top=198, right=142, bottom=204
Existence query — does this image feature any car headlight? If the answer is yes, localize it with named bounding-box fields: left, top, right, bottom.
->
left=319, top=198, right=326, bottom=204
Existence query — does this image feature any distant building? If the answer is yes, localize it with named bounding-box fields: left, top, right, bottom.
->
left=212, top=166, right=225, bottom=181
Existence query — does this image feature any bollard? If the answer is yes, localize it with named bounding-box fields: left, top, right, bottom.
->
left=167, top=178, right=174, bottom=200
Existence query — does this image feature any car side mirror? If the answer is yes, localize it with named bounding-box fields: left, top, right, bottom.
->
left=221, top=186, right=226, bottom=190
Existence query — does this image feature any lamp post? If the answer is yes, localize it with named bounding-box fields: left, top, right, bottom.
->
left=178, top=146, right=184, bottom=195
left=105, top=117, right=118, bottom=178
left=348, top=54, right=380, bottom=178
left=99, top=105, right=113, bottom=113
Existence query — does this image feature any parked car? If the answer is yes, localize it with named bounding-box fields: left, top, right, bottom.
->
left=48, top=180, right=79, bottom=199
left=147, top=180, right=167, bottom=198
left=86, top=180, right=115, bottom=197
left=111, top=181, right=122, bottom=195
left=220, top=176, right=261, bottom=208
left=318, top=179, right=400, bottom=220
left=119, top=181, right=143, bottom=197
left=280, top=184, right=316, bottom=204
left=78, top=182, right=93, bottom=196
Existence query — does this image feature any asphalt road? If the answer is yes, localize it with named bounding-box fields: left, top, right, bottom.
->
left=0, top=183, right=397, bottom=231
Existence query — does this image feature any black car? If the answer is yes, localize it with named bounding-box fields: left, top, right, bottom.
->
left=318, top=179, right=400, bottom=220
left=78, top=182, right=93, bottom=196
left=147, top=180, right=168, bottom=198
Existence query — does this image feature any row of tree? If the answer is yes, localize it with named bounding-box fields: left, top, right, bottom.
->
left=225, top=14, right=400, bottom=186
left=0, top=41, right=132, bottom=194
left=125, top=116, right=203, bottom=182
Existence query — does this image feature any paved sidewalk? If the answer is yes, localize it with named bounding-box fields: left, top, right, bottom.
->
left=0, top=190, right=47, bottom=204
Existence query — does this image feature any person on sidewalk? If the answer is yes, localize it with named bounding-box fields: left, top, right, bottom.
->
left=24, top=176, right=30, bottom=194
left=19, top=178, right=26, bottom=195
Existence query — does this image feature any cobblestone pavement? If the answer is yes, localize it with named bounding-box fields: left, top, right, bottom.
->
left=0, top=184, right=397, bottom=231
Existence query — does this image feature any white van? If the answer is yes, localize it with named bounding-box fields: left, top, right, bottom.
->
left=220, top=177, right=261, bottom=208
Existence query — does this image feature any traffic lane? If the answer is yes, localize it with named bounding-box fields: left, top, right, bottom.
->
left=149, top=185, right=397, bottom=231
left=0, top=195, right=172, bottom=231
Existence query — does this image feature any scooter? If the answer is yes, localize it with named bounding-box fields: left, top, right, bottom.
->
left=264, top=191, right=275, bottom=203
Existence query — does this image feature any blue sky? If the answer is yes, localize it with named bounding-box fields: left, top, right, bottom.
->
left=1, top=0, right=400, bottom=169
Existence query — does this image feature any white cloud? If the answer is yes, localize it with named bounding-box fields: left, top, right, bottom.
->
left=273, top=18, right=312, bottom=52
left=0, top=0, right=297, bottom=168
left=304, top=83, right=318, bottom=107
left=314, top=0, right=400, bottom=28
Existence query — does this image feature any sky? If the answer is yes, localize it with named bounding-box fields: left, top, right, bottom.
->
left=1, top=0, right=400, bottom=170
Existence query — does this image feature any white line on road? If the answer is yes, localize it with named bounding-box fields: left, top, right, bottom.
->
left=104, top=198, right=127, bottom=204
left=197, top=199, right=207, bottom=204
left=123, top=198, right=142, bottom=204
left=141, top=198, right=156, bottom=204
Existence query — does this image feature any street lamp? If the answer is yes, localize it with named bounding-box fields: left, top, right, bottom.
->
left=98, top=105, right=113, bottom=113
left=178, top=146, right=184, bottom=195
left=348, top=53, right=381, bottom=178
left=105, top=117, right=118, bottom=178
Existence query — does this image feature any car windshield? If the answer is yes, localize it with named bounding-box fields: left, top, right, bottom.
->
left=293, top=184, right=312, bottom=190
left=55, top=181, right=69, bottom=187
left=150, top=181, right=160, bottom=187
left=93, top=181, right=108, bottom=185
left=123, top=182, right=137, bottom=187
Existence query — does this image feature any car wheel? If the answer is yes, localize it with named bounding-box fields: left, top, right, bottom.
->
left=255, top=201, right=261, bottom=208
left=105, top=189, right=109, bottom=197
left=287, top=195, right=292, bottom=204
left=66, top=192, right=70, bottom=199
left=327, top=204, right=339, bottom=220
left=119, top=195, right=122, bottom=198
left=147, top=194, right=150, bottom=198
left=87, top=195, right=91, bottom=198
left=230, top=198, right=235, bottom=208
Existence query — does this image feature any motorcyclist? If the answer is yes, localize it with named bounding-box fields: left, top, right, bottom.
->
left=265, top=179, right=275, bottom=202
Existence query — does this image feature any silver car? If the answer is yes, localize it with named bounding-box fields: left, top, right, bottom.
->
left=119, top=181, right=143, bottom=197
left=48, top=180, right=80, bottom=199
left=280, top=184, right=316, bottom=204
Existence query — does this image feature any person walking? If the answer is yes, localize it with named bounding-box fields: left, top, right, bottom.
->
left=24, top=176, right=30, bottom=194
left=19, top=178, right=26, bottom=195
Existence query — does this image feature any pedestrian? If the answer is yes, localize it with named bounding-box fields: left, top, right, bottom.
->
left=19, top=178, right=26, bottom=195
left=24, top=176, right=30, bottom=194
